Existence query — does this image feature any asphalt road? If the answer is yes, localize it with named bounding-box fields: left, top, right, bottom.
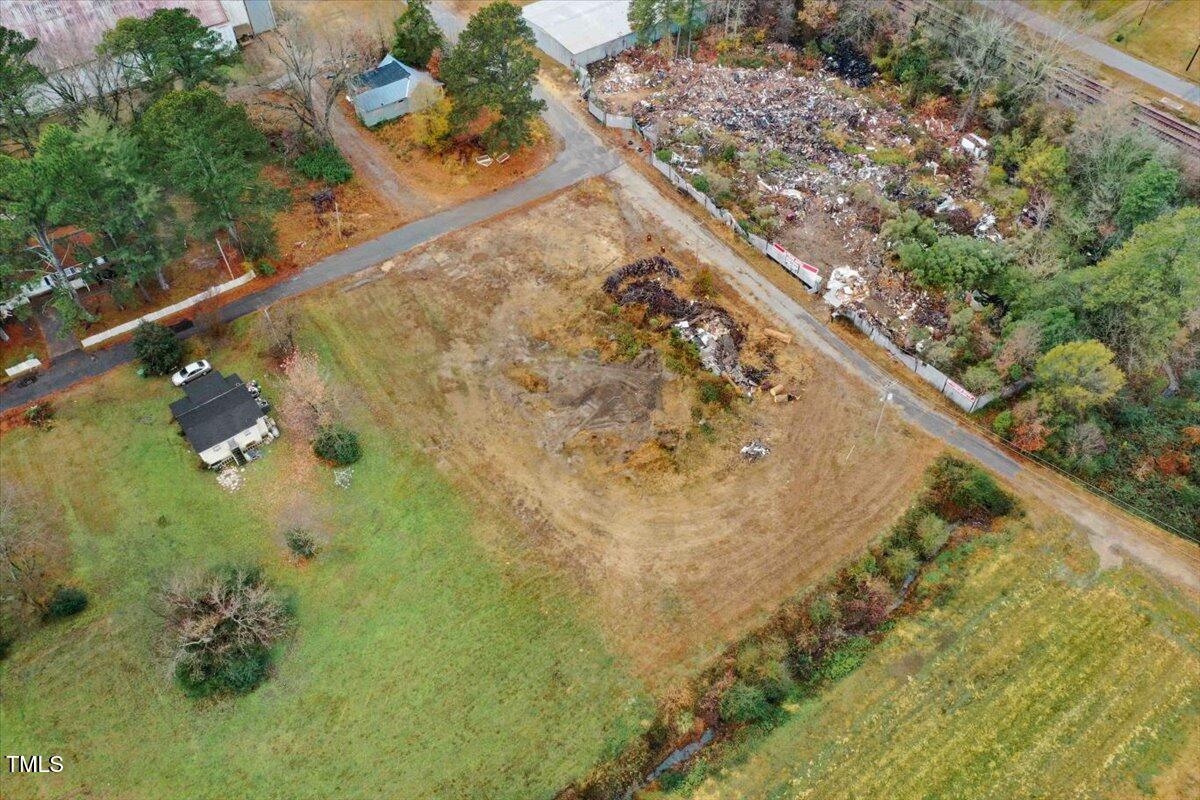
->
left=988, top=0, right=1200, bottom=105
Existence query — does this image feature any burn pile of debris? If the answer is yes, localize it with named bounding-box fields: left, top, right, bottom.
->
left=604, top=257, right=759, bottom=389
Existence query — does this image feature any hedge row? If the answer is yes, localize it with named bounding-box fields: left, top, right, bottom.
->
left=558, top=455, right=1017, bottom=799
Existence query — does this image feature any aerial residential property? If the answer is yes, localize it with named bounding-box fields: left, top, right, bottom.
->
left=1, top=2, right=1197, bottom=799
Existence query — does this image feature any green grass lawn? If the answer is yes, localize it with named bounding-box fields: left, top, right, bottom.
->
left=0, top=337, right=649, bottom=799
left=668, top=520, right=1200, bottom=799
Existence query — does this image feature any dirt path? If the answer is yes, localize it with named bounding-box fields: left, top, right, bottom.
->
left=607, top=161, right=1200, bottom=593
left=323, top=85, right=427, bottom=216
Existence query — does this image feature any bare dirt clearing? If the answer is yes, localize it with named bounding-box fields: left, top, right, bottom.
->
left=297, top=178, right=939, bottom=684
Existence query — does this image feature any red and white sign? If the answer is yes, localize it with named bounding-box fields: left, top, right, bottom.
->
left=943, top=379, right=977, bottom=403
left=768, top=243, right=822, bottom=290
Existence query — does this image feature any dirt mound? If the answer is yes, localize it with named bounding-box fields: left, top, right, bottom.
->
left=537, top=349, right=664, bottom=455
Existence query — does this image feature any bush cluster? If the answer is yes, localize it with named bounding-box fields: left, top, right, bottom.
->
left=163, top=565, right=292, bottom=698
left=294, top=144, right=353, bottom=185
left=313, top=425, right=362, bottom=466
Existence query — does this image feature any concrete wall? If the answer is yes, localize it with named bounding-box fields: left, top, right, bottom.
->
left=357, top=98, right=410, bottom=127
left=80, top=271, right=255, bottom=349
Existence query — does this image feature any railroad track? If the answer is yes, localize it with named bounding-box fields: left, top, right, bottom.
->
left=891, top=0, right=1200, bottom=160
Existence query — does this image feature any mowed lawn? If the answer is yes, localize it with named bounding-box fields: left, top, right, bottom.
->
left=682, top=521, right=1200, bottom=800
left=0, top=345, right=648, bottom=799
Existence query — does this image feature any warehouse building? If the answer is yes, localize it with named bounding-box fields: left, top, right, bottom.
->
left=522, top=0, right=652, bottom=71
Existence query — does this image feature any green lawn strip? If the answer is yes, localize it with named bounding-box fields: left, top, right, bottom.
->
left=1, top=340, right=648, bottom=799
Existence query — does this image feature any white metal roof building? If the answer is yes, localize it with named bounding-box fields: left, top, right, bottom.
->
left=522, top=0, right=646, bottom=70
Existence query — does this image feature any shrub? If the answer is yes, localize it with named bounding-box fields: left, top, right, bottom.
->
left=924, top=454, right=1015, bottom=521
left=915, top=513, right=951, bottom=558
left=690, top=173, right=711, bottom=193
left=654, top=148, right=674, bottom=163
left=313, top=424, right=362, bottom=465
left=718, top=681, right=773, bottom=724
left=252, top=259, right=276, bottom=277
left=697, top=376, right=734, bottom=407
left=132, top=321, right=185, bottom=376
left=294, top=143, right=353, bottom=184
left=690, top=268, right=716, bottom=299
left=992, top=409, right=1013, bottom=438
left=163, top=565, right=291, bottom=698
left=882, top=546, right=919, bottom=585
left=44, top=586, right=88, bottom=620
left=284, top=528, right=320, bottom=560
left=23, top=402, right=54, bottom=429
left=962, top=364, right=1001, bottom=395
left=819, top=635, right=872, bottom=682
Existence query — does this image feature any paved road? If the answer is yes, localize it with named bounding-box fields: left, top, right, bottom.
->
left=986, top=0, right=1200, bottom=105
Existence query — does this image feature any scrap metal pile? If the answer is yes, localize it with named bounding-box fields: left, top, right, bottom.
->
left=591, top=52, right=996, bottom=348
left=604, top=257, right=758, bottom=389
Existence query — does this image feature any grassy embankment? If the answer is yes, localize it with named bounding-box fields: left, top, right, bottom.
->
left=0, top=321, right=649, bottom=800
left=665, top=517, right=1200, bottom=799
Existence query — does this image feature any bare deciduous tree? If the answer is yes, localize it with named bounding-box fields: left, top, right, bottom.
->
left=0, top=484, right=68, bottom=624
left=278, top=348, right=337, bottom=440
left=160, top=566, right=291, bottom=691
left=260, top=21, right=365, bottom=142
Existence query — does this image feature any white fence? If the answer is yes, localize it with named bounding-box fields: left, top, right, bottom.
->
left=838, top=308, right=994, bottom=412
left=647, top=145, right=824, bottom=293
left=80, top=271, right=255, bottom=349
left=587, top=99, right=635, bottom=129
left=5, top=357, right=42, bottom=378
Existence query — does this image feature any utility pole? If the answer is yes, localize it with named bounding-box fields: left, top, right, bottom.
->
left=874, top=381, right=896, bottom=440
left=1138, top=0, right=1152, bottom=27
left=1187, top=40, right=1199, bottom=73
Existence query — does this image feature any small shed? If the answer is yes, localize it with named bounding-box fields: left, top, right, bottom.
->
left=171, top=371, right=277, bottom=467
left=522, top=1, right=649, bottom=70
left=348, top=54, right=438, bottom=127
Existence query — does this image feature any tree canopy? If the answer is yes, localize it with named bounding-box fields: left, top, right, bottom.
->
left=392, top=0, right=444, bottom=69
left=1071, top=206, right=1200, bottom=376
left=1034, top=340, right=1125, bottom=418
left=0, top=26, right=45, bottom=156
left=98, top=8, right=234, bottom=92
left=440, top=1, right=545, bottom=152
left=137, top=89, right=277, bottom=251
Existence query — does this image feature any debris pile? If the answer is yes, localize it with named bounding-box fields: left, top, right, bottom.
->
left=604, top=257, right=757, bottom=388
left=217, top=466, right=244, bottom=492
left=740, top=439, right=770, bottom=461
left=589, top=50, right=1006, bottom=346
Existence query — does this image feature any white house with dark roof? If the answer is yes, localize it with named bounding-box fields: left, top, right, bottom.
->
left=170, top=370, right=277, bottom=467
left=347, top=53, right=439, bottom=127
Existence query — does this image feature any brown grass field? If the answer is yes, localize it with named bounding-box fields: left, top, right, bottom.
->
left=288, top=177, right=941, bottom=683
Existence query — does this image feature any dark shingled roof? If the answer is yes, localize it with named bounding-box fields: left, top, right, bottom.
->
left=170, top=371, right=263, bottom=454
left=354, top=59, right=410, bottom=91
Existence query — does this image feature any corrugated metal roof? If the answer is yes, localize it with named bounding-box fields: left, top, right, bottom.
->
left=522, top=0, right=632, bottom=57
left=0, top=0, right=230, bottom=72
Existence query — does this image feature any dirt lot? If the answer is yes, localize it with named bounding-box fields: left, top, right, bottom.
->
left=295, top=178, right=940, bottom=685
